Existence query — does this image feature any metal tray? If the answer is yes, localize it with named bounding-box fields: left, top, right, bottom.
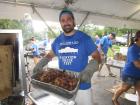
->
left=31, top=68, right=80, bottom=99
left=28, top=88, right=75, bottom=105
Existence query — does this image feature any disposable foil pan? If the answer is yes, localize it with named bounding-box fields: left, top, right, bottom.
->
left=28, top=89, right=75, bottom=105
left=31, top=68, right=80, bottom=99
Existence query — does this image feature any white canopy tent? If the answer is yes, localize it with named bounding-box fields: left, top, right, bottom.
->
left=0, top=0, right=140, bottom=29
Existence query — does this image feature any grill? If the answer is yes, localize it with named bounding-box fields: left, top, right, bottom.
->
left=0, top=30, right=26, bottom=105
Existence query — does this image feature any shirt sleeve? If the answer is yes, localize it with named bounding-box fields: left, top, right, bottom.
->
left=85, top=36, right=97, bottom=56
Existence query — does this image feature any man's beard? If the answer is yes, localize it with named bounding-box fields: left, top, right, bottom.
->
left=62, top=25, right=74, bottom=33
left=63, top=28, right=74, bottom=33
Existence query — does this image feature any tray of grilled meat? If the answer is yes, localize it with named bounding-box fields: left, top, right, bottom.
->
left=31, top=68, right=80, bottom=99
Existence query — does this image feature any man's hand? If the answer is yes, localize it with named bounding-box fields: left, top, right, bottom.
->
left=33, top=50, right=55, bottom=74
left=80, top=60, right=99, bottom=83
left=33, top=57, right=51, bottom=74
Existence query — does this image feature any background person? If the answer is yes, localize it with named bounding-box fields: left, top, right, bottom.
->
left=95, top=35, right=101, bottom=53
left=98, top=32, right=116, bottom=77
left=30, top=37, right=40, bottom=64
left=43, top=37, right=48, bottom=51
left=95, top=35, right=100, bottom=46
left=112, top=31, right=140, bottom=105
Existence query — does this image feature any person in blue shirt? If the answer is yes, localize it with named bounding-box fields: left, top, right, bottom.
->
left=95, top=35, right=100, bottom=46
left=44, top=9, right=101, bottom=105
left=112, top=31, right=140, bottom=105
left=95, top=35, right=101, bottom=53
left=98, top=32, right=116, bottom=77
left=30, top=37, right=40, bottom=64
left=43, top=38, right=48, bottom=50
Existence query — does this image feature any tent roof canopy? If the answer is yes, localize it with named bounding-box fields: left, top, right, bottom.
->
left=0, top=0, right=140, bottom=29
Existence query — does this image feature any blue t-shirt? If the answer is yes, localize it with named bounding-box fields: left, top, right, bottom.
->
left=52, top=30, right=97, bottom=72
left=95, top=38, right=100, bottom=46
left=123, top=44, right=140, bottom=78
left=43, top=39, right=47, bottom=46
left=32, top=44, right=40, bottom=56
left=100, top=36, right=112, bottom=55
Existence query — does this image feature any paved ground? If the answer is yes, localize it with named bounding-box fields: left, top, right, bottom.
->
left=92, top=65, right=135, bottom=105
left=25, top=57, right=136, bottom=105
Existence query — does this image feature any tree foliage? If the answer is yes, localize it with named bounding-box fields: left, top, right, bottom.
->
left=0, top=19, right=33, bottom=41
left=0, top=19, right=23, bottom=29
left=0, top=19, right=42, bottom=45
left=79, top=24, right=138, bottom=38
left=0, top=19, right=138, bottom=45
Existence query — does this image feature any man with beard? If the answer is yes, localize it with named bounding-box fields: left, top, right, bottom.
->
left=42, top=8, right=101, bottom=105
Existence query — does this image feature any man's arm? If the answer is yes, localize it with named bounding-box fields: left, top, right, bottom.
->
left=133, top=60, right=140, bottom=69
left=109, top=40, right=115, bottom=52
left=45, top=50, right=56, bottom=60
left=91, top=50, right=101, bottom=63
left=33, top=50, right=55, bottom=73
left=110, top=47, right=115, bottom=52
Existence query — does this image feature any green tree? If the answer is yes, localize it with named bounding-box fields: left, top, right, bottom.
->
left=104, top=27, right=138, bottom=36
left=79, top=24, right=96, bottom=37
left=0, top=19, right=35, bottom=45
left=0, top=19, right=23, bottom=29
left=93, top=28, right=104, bottom=38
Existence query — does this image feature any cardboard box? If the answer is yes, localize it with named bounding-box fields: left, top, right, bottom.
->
left=0, top=45, right=13, bottom=100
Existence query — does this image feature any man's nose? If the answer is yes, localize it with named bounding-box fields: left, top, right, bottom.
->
left=63, top=21, right=69, bottom=25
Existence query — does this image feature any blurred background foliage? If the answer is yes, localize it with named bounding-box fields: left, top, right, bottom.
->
left=0, top=19, right=138, bottom=45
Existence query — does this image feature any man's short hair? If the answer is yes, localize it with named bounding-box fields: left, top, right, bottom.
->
left=30, top=37, right=35, bottom=41
left=59, top=8, right=74, bottom=21
left=110, top=32, right=116, bottom=38
left=135, top=30, right=140, bottom=41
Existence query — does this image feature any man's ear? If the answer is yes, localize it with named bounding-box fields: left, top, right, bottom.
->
left=74, top=21, right=76, bottom=27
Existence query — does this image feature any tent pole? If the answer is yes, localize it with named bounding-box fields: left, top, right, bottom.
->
left=130, top=29, right=133, bottom=46
left=31, top=5, right=56, bottom=37
left=127, top=30, right=130, bottom=47
left=130, top=29, right=132, bottom=38
left=127, top=9, right=140, bottom=20
left=78, top=12, right=90, bottom=29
